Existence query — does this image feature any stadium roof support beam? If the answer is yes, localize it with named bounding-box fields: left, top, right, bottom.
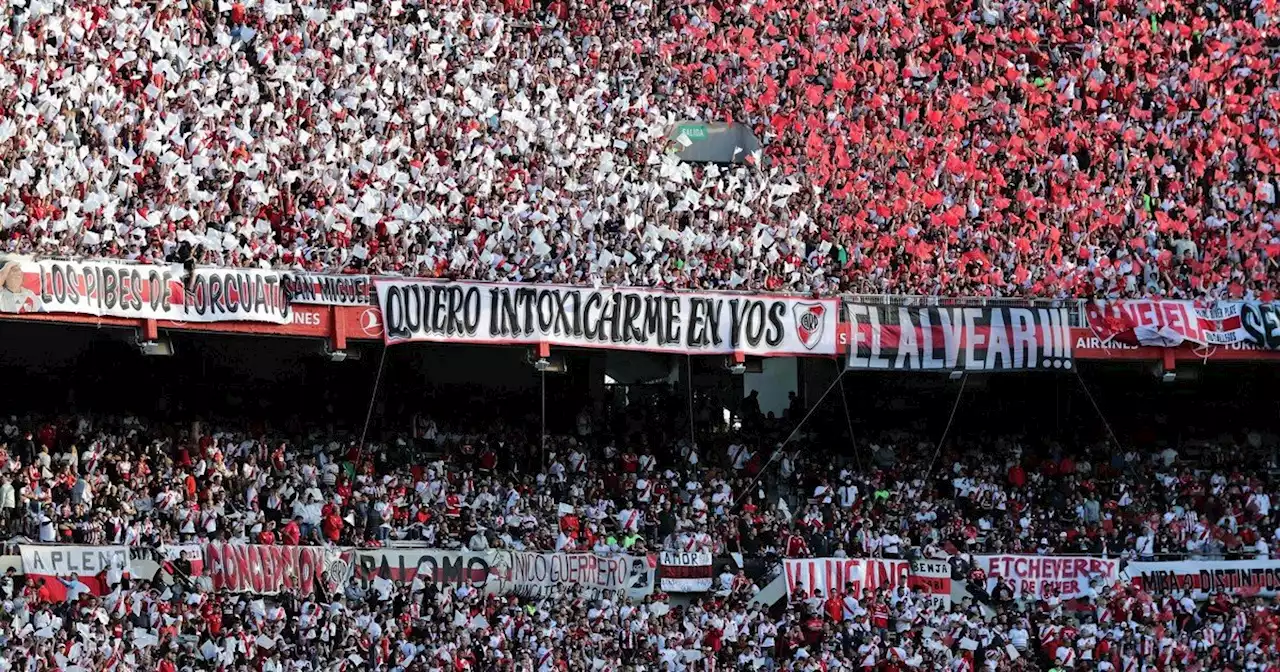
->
left=331, top=305, right=348, bottom=351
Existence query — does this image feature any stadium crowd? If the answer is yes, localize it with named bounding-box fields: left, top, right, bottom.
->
left=0, top=394, right=1275, bottom=669
left=0, top=401, right=1276, bottom=563
left=4, top=554, right=1280, bottom=672
left=2, top=0, right=1279, bottom=299
left=4, top=0, right=1280, bottom=665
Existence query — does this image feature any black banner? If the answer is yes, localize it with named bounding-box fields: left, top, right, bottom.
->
left=281, top=273, right=372, bottom=306
left=1241, top=303, right=1280, bottom=350
left=845, top=305, right=1074, bottom=371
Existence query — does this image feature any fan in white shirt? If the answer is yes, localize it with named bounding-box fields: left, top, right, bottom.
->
left=1135, top=533, right=1155, bottom=559
left=1008, top=626, right=1028, bottom=650
left=838, top=482, right=859, bottom=508
left=881, top=532, right=902, bottom=556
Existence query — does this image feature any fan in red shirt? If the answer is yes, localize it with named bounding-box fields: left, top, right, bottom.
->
left=1094, top=634, right=1113, bottom=663
left=33, top=578, right=52, bottom=604
left=560, top=512, right=581, bottom=537
left=281, top=517, right=301, bottom=545
left=784, top=529, right=810, bottom=557
left=202, top=600, right=223, bottom=636
left=322, top=510, right=344, bottom=543
left=825, top=593, right=843, bottom=622
left=444, top=490, right=462, bottom=518
left=803, top=613, right=825, bottom=645
left=37, top=424, right=56, bottom=450
left=870, top=599, right=890, bottom=631
left=335, top=479, right=353, bottom=504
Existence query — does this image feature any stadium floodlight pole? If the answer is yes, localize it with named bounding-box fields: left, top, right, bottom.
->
left=732, top=369, right=847, bottom=510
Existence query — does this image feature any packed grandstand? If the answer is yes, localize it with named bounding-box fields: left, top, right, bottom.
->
left=0, top=318, right=1271, bottom=672
left=1, top=0, right=1278, bottom=299
left=1, top=0, right=1280, bottom=670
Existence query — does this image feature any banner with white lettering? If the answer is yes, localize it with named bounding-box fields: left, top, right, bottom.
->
left=20, top=545, right=132, bottom=599
left=281, top=273, right=372, bottom=306
left=375, top=280, right=838, bottom=355
left=203, top=543, right=326, bottom=595
left=784, top=558, right=909, bottom=600
left=0, top=258, right=290, bottom=323
left=846, top=304, right=1074, bottom=371
left=908, top=560, right=953, bottom=610
left=1087, top=300, right=1280, bottom=351
left=494, top=551, right=655, bottom=600
left=1128, top=559, right=1280, bottom=598
left=660, top=551, right=714, bottom=592
left=975, top=555, right=1118, bottom=600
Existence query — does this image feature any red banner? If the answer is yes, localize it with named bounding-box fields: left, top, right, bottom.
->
left=203, top=543, right=326, bottom=595
left=166, top=304, right=332, bottom=338
left=1071, top=327, right=1280, bottom=361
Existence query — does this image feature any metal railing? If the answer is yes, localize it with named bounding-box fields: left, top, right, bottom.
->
left=843, top=295, right=1089, bottom=327
left=27, top=255, right=1093, bottom=325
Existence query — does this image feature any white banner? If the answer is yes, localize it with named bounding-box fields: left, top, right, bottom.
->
left=908, top=559, right=953, bottom=610
left=346, top=549, right=654, bottom=600
left=375, top=280, right=838, bottom=355
left=784, top=558, right=908, bottom=600
left=975, top=555, right=1119, bottom=600
left=346, top=548, right=492, bottom=589
left=660, top=551, right=714, bottom=592
left=281, top=273, right=372, bottom=306
left=20, top=545, right=131, bottom=576
left=1, top=258, right=290, bottom=323
left=496, top=551, right=654, bottom=600
left=1128, top=559, right=1280, bottom=598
